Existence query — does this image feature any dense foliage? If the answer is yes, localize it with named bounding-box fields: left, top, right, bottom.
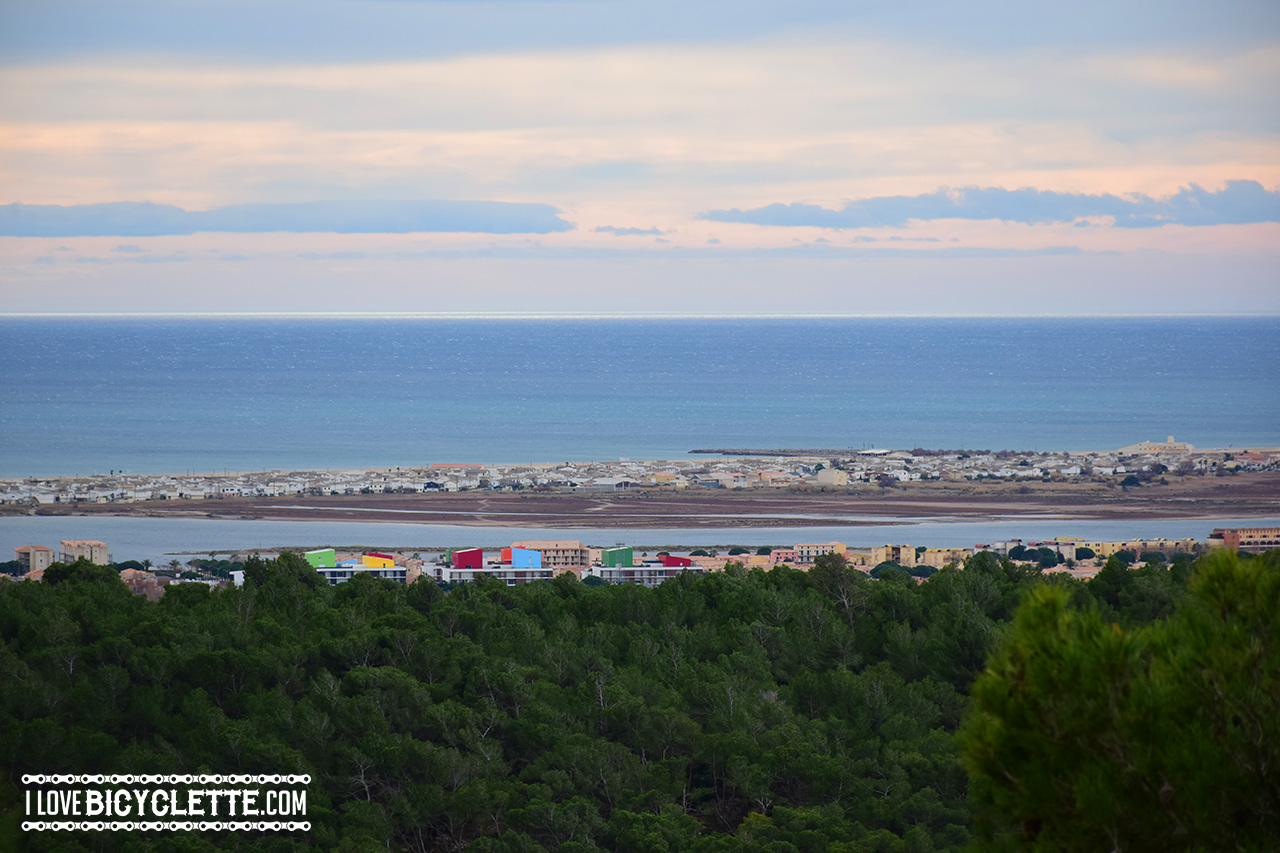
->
left=960, top=549, right=1280, bottom=851
left=0, top=548, right=1273, bottom=851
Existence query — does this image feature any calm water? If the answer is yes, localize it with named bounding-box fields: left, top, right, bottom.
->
left=1, top=316, right=1278, bottom=478
left=4, top=515, right=1277, bottom=567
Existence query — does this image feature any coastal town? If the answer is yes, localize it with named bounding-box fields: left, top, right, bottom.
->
left=3, top=437, right=1277, bottom=506
left=6, top=436, right=1278, bottom=598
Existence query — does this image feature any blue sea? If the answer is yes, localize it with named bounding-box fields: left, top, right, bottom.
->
left=2, top=315, right=1278, bottom=478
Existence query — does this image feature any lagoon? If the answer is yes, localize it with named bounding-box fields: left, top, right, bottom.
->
left=4, top=514, right=1277, bottom=567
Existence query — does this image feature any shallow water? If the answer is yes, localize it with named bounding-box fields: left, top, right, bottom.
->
left=4, top=514, right=1275, bottom=566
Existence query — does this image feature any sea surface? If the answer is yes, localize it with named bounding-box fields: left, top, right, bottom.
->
left=2, top=315, right=1277, bottom=479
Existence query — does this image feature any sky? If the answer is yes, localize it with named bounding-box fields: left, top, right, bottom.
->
left=1, top=0, right=1278, bottom=315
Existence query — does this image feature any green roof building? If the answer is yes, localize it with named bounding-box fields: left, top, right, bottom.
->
left=601, top=546, right=633, bottom=568
left=305, top=548, right=337, bottom=568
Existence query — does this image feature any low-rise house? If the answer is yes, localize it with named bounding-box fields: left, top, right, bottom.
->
left=814, top=468, right=849, bottom=486
left=119, top=568, right=164, bottom=600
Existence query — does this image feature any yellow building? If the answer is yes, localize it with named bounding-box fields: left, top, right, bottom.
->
left=794, top=542, right=848, bottom=564
left=1072, top=538, right=1199, bottom=559
left=1117, top=436, right=1194, bottom=454
left=919, top=547, right=972, bottom=569
left=815, top=468, right=849, bottom=486
left=871, top=545, right=917, bottom=567
left=362, top=553, right=396, bottom=569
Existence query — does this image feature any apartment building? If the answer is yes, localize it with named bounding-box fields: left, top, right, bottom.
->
left=871, top=544, right=918, bottom=567
left=918, top=547, right=973, bottom=569
left=15, top=545, right=54, bottom=573
left=585, top=564, right=703, bottom=587
left=1210, top=527, right=1280, bottom=553
left=317, top=564, right=408, bottom=585
left=794, top=542, right=848, bottom=564
left=60, top=540, right=108, bottom=564
left=510, top=540, right=589, bottom=568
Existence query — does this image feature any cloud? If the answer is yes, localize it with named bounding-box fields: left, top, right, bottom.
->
left=133, top=254, right=191, bottom=264
left=111, top=243, right=145, bottom=252
left=299, top=251, right=368, bottom=260
left=699, top=181, right=1280, bottom=229
left=3, top=36, right=1275, bottom=219
left=593, top=225, right=666, bottom=236
left=0, top=200, right=575, bottom=237
left=341, top=243, right=1089, bottom=261
left=72, top=252, right=189, bottom=264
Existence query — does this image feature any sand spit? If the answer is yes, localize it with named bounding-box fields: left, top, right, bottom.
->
left=12, top=472, right=1280, bottom=530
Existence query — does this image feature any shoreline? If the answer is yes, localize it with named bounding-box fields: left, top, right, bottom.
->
left=9, top=472, right=1278, bottom=530
left=5, top=445, right=1279, bottom=485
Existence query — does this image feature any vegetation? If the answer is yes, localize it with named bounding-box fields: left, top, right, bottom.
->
left=0, top=549, right=1275, bottom=851
left=960, top=549, right=1280, bottom=850
left=0, top=556, right=242, bottom=579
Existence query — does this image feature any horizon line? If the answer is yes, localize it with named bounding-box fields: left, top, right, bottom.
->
left=3, top=311, right=1279, bottom=320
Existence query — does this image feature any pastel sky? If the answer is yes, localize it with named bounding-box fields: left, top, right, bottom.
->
left=1, top=0, right=1278, bottom=314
